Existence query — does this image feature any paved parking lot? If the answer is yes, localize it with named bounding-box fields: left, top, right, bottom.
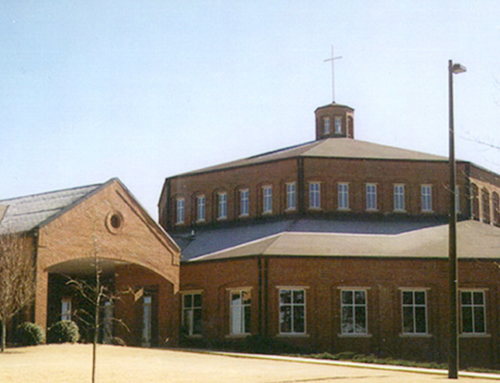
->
left=1, top=344, right=499, bottom=382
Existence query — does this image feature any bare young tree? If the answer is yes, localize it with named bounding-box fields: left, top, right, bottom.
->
left=0, top=233, right=35, bottom=352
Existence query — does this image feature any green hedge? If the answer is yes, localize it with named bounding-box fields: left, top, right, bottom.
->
left=17, top=322, right=45, bottom=346
left=47, top=320, right=80, bottom=344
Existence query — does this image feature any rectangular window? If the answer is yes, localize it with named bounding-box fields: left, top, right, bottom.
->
left=182, top=293, right=202, bottom=336
left=421, top=185, right=433, bottom=212
left=402, top=290, right=427, bottom=334
left=323, top=117, right=330, bottom=134
left=338, top=183, right=349, bottom=210
left=341, top=290, right=367, bottom=334
left=366, top=184, right=377, bottom=211
left=263, top=186, right=272, bottom=214
left=309, top=182, right=321, bottom=209
left=334, top=116, right=342, bottom=134
left=197, top=195, right=205, bottom=222
left=394, top=184, right=405, bottom=212
left=286, top=183, right=296, bottom=211
left=218, top=192, right=227, bottom=219
left=240, top=189, right=249, bottom=216
left=279, top=289, right=306, bottom=334
left=461, top=291, right=486, bottom=334
left=230, top=290, right=251, bottom=335
left=176, top=198, right=185, bottom=224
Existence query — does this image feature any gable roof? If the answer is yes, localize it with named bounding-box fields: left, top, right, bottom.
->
left=175, top=138, right=448, bottom=177
left=189, top=220, right=500, bottom=262
left=0, top=181, right=108, bottom=235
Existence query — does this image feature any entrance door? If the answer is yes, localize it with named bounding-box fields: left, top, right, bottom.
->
left=142, top=296, right=152, bottom=347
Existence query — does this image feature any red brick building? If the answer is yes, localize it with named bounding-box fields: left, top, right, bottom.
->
left=160, top=103, right=500, bottom=368
left=0, top=178, right=180, bottom=347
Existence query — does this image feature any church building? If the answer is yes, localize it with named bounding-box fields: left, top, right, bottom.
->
left=159, top=102, right=500, bottom=368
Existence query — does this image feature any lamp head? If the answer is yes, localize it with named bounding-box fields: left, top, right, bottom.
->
left=451, top=63, right=467, bottom=74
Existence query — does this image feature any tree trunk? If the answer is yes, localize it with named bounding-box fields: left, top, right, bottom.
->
left=1, top=320, right=6, bottom=352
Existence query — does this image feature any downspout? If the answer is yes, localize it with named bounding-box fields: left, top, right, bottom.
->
left=257, top=256, right=269, bottom=337
left=297, top=157, right=305, bottom=215
left=465, top=163, right=471, bottom=219
left=257, top=256, right=262, bottom=335
left=31, top=228, right=39, bottom=323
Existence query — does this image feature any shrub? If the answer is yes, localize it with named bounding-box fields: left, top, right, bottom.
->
left=110, top=337, right=126, bottom=347
left=47, top=320, right=80, bottom=344
left=16, top=322, right=45, bottom=346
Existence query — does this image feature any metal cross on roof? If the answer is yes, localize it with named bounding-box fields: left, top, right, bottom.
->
left=324, top=45, right=342, bottom=103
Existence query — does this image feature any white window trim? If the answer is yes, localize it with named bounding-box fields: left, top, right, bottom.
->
left=421, top=184, right=433, bottom=213
left=262, top=185, right=273, bottom=214
left=239, top=189, right=249, bottom=217
left=176, top=197, right=185, bottom=224
left=308, top=181, right=321, bottom=210
left=181, top=291, right=203, bottom=337
left=218, top=192, right=227, bottom=220
left=337, top=182, right=350, bottom=211
left=460, top=289, right=487, bottom=336
left=323, top=117, right=331, bottom=134
left=400, top=289, right=428, bottom=335
left=286, top=182, right=297, bottom=211
left=340, top=288, right=368, bottom=336
left=366, top=183, right=378, bottom=211
left=196, top=195, right=206, bottom=222
left=393, top=184, right=406, bottom=212
left=278, top=287, right=307, bottom=335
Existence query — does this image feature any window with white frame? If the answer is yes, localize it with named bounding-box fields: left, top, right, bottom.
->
left=230, top=290, right=251, bottom=335
left=309, top=182, right=321, bottom=209
left=366, top=184, right=377, bottom=211
left=263, top=186, right=272, bottom=214
left=334, top=116, right=342, bottom=134
left=323, top=117, right=330, bottom=134
left=341, top=290, right=367, bottom=334
left=338, top=183, right=349, bottom=210
left=218, top=192, right=227, bottom=219
left=196, top=195, right=205, bottom=222
left=61, top=297, right=72, bottom=321
left=402, top=290, right=427, bottom=334
left=176, top=198, right=185, bottom=224
left=279, top=289, right=306, bottom=334
left=182, top=292, right=202, bottom=336
left=240, top=189, right=249, bottom=216
left=286, top=182, right=296, bottom=211
left=461, top=290, right=486, bottom=334
left=394, top=184, right=405, bottom=212
left=421, top=185, right=433, bottom=212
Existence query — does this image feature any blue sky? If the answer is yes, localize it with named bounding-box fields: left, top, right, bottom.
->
left=1, top=1, right=499, bottom=218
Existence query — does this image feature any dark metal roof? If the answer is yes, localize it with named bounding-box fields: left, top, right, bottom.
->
left=0, top=181, right=108, bottom=234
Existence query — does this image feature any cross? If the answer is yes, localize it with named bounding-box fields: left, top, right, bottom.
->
left=324, top=45, right=342, bottom=103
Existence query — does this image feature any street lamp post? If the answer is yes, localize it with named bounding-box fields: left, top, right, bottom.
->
left=448, top=59, right=466, bottom=380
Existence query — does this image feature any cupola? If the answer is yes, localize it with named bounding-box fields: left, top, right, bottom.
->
left=315, top=103, right=354, bottom=140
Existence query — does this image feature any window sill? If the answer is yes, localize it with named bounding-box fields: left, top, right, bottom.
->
left=460, top=333, right=491, bottom=338
left=239, top=214, right=249, bottom=218
left=399, top=333, right=432, bottom=338
left=276, top=333, right=309, bottom=338
left=338, top=333, right=372, bottom=338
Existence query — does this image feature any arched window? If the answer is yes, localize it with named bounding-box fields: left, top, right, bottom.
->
left=492, top=192, right=499, bottom=226
left=471, top=184, right=479, bottom=220
left=482, top=188, right=490, bottom=224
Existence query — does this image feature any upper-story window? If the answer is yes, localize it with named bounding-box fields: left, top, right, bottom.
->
left=286, top=182, right=296, bottom=211
left=309, top=182, right=321, bottom=209
left=176, top=198, right=185, bottom=224
left=196, top=195, right=205, bottom=222
left=334, top=116, right=342, bottom=134
left=421, top=185, right=433, bottom=212
left=482, top=188, right=491, bottom=224
left=218, top=192, right=227, bottom=219
left=338, top=183, right=349, bottom=210
left=366, top=183, right=377, bottom=211
left=493, top=192, right=500, bottom=226
left=263, top=186, right=272, bottom=214
left=240, top=189, right=249, bottom=217
left=323, top=117, right=330, bottom=134
left=394, top=184, right=405, bottom=212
